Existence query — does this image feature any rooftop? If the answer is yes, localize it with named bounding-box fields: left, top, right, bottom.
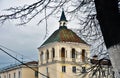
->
left=40, top=10, right=87, bottom=47
left=41, top=26, right=87, bottom=46
left=0, top=61, right=38, bottom=72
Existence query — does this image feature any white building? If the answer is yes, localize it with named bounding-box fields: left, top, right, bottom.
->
left=38, top=10, right=90, bottom=78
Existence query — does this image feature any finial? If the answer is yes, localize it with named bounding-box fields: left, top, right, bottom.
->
left=59, top=8, right=68, bottom=26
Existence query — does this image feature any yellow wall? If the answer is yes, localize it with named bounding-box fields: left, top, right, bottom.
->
left=0, top=66, right=38, bottom=78
left=22, top=67, right=38, bottom=78
left=38, top=42, right=90, bottom=78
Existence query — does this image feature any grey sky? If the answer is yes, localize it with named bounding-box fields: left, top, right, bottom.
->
left=0, top=0, right=55, bottom=68
left=0, top=0, right=109, bottom=69
left=0, top=0, right=80, bottom=68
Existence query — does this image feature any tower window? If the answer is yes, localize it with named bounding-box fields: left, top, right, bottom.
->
left=40, top=51, right=43, bottom=64
left=62, top=66, right=66, bottom=73
left=72, top=66, right=76, bottom=73
left=9, top=74, right=11, bottom=78
left=72, top=48, right=76, bottom=58
left=81, top=49, right=86, bottom=62
left=52, top=48, right=55, bottom=58
left=14, top=73, right=16, bottom=78
left=46, top=67, right=48, bottom=73
left=18, top=71, right=21, bottom=78
left=61, top=47, right=65, bottom=58
left=46, top=50, right=49, bottom=60
left=4, top=75, right=6, bottom=78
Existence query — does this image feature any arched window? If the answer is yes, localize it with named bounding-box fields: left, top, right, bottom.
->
left=18, top=71, right=21, bottom=78
left=81, top=49, right=85, bottom=62
left=46, top=50, right=49, bottom=60
left=61, top=47, right=65, bottom=58
left=9, top=74, right=11, bottom=78
left=4, top=75, right=6, bottom=78
left=40, top=51, right=43, bottom=64
left=52, top=48, right=55, bottom=58
left=14, top=73, right=16, bottom=78
left=72, top=48, right=76, bottom=58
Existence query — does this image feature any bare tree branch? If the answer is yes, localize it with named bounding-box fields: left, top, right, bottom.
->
left=0, top=0, right=109, bottom=59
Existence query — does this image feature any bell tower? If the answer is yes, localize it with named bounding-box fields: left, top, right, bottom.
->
left=38, top=9, right=90, bottom=78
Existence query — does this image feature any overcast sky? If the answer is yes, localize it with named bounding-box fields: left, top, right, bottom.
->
left=0, top=0, right=56, bottom=68
left=0, top=0, right=80, bottom=68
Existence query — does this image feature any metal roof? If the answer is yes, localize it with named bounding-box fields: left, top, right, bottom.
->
left=41, top=26, right=87, bottom=46
left=59, top=9, right=68, bottom=22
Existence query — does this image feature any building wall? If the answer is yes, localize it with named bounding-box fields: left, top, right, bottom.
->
left=38, top=42, right=90, bottom=64
left=0, top=68, right=21, bottom=78
left=0, top=66, right=38, bottom=78
left=22, top=67, right=38, bottom=78
left=39, top=63, right=81, bottom=78
left=39, top=63, right=57, bottom=78
left=56, top=63, right=78, bottom=78
left=38, top=42, right=90, bottom=78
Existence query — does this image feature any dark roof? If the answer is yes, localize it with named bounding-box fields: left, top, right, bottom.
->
left=0, top=61, right=38, bottom=72
left=90, top=59, right=111, bottom=66
left=25, top=61, right=38, bottom=65
left=59, top=10, right=67, bottom=22
left=41, top=26, right=87, bottom=46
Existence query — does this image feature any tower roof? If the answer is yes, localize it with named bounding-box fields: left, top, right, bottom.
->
left=40, top=10, right=87, bottom=47
left=59, top=10, right=67, bottom=22
left=41, top=26, right=87, bottom=46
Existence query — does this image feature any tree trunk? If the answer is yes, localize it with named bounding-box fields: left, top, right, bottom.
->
left=94, top=0, right=120, bottom=78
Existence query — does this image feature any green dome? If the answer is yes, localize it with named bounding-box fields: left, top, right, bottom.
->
left=41, top=26, right=87, bottom=46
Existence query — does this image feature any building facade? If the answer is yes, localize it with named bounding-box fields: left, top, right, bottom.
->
left=0, top=61, right=38, bottom=78
left=38, top=10, right=90, bottom=78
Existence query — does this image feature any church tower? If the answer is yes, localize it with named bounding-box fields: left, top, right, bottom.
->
left=38, top=10, right=90, bottom=78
